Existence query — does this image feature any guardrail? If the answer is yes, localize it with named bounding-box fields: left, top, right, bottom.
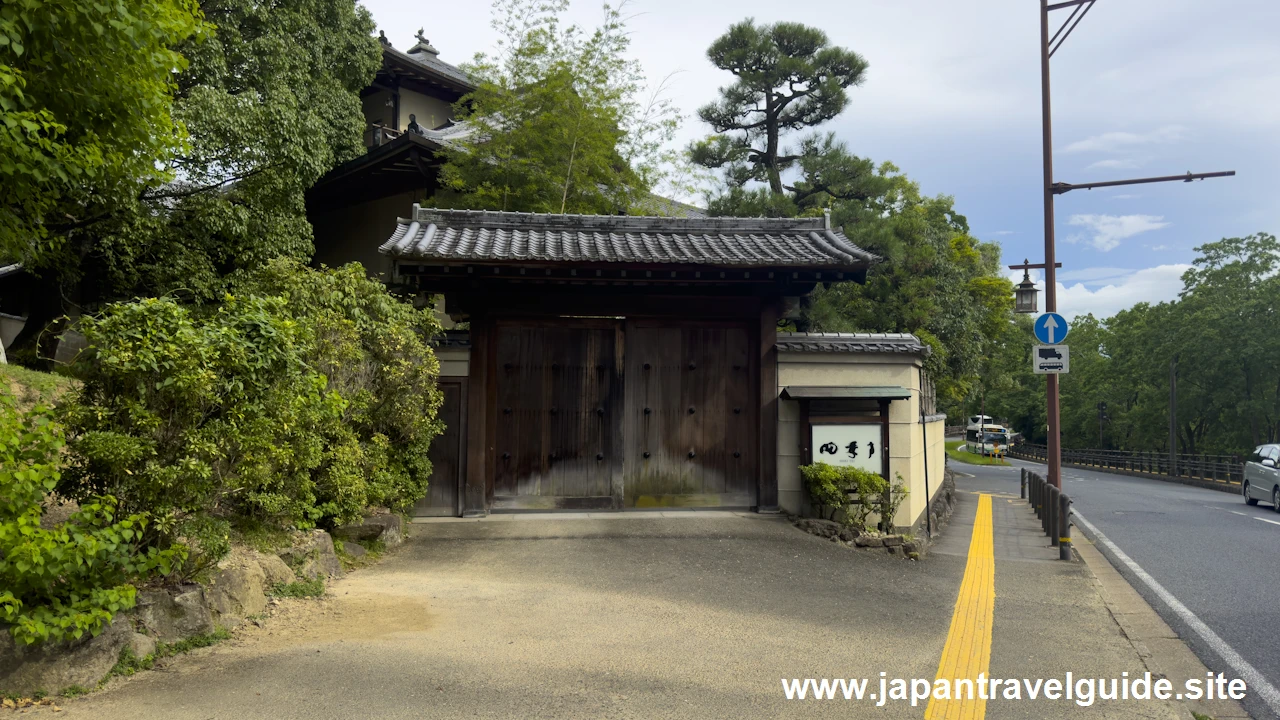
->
left=1022, top=468, right=1072, bottom=561
left=1008, top=443, right=1243, bottom=486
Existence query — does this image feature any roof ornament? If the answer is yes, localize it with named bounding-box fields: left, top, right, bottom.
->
left=378, top=30, right=390, bottom=47
left=409, top=28, right=439, bottom=57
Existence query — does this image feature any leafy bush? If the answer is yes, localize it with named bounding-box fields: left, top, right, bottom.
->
left=799, top=462, right=909, bottom=532
left=268, top=577, right=325, bottom=598
left=0, top=394, right=184, bottom=645
left=59, top=262, right=442, bottom=574
left=232, top=259, right=444, bottom=515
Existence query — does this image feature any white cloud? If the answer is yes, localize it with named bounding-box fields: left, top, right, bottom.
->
left=1145, top=244, right=1170, bottom=251
left=1061, top=125, right=1187, bottom=154
left=991, top=230, right=1015, bottom=236
left=1067, top=214, right=1170, bottom=252
left=1056, top=267, right=1134, bottom=285
left=1111, top=193, right=1142, bottom=200
left=1086, top=158, right=1140, bottom=170
left=1007, top=265, right=1190, bottom=320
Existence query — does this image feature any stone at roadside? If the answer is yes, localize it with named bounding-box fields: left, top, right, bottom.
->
left=133, top=586, right=215, bottom=642
left=883, top=535, right=903, bottom=547
left=333, top=513, right=403, bottom=549
left=278, top=529, right=344, bottom=580
left=343, top=541, right=368, bottom=559
left=855, top=536, right=884, bottom=548
left=0, top=615, right=131, bottom=697
left=126, top=632, right=157, bottom=660
left=254, top=551, right=297, bottom=587
left=205, top=547, right=268, bottom=625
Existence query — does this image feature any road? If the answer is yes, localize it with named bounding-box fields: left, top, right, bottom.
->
left=959, top=458, right=1280, bottom=720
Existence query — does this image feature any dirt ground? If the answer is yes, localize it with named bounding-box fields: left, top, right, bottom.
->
left=54, top=509, right=1179, bottom=720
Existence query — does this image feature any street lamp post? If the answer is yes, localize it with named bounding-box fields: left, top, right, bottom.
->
left=1031, top=0, right=1234, bottom=489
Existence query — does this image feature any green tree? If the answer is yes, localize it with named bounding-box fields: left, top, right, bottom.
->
left=1, top=0, right=206, bottom=362
left=440, top=0, right=678, bottom=214
left=689, top=19, right=868, bottom=196
left=804, top=171, right=1014, bottom=410
left=11, top=0, right=382, bottom=364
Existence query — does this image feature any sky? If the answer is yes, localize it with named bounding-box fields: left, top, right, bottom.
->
left=360, top=0, right=1280, bottom=320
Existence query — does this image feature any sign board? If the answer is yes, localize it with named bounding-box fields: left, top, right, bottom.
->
left=811, top=424, right=882, bottom=475
left=1034, top=312, right=1069, bottom=344
left=1033, top=345, right=1070, bottom=374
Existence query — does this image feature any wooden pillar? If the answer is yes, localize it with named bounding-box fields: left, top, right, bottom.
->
left=463, top=313, right=492, bottom=516
left=757, top=300, right=779, bottom=512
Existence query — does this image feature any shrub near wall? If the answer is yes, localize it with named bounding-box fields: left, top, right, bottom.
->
left=60, top=262, right=443, bottom=574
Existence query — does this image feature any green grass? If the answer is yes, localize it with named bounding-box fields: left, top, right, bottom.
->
left=268, top=576, right=326, bottom=598
left=945, top=440, right=1011, bottom=466
left=1191, top=712, right=1214, bottom=720
left=0, top=363, right=77, bottom=407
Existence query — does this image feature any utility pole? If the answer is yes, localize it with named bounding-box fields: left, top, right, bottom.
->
left=1169, top=355, right=1178, bottom=475
left=1034, top=0, right=1233, bottom=489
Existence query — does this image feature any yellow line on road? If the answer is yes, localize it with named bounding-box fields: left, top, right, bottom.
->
left=925, top=494, right=995, bottom=720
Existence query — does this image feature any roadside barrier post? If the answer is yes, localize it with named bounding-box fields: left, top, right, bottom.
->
left=1049, top=485, right=1059, bottom=547
left=1059, top=492, right=1072, bottom=561
left=1020, top=468, right=1027, bottom=499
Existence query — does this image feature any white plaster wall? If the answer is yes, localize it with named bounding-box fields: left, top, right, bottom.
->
left=399, top=89, right=455, bottom=131
left=436, top=348, right=470, bottom=378
left=776, top=352, right=944, bottom=528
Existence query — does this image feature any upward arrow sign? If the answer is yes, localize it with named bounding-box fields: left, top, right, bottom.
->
left=1042, top=315, right=1059, bottom=343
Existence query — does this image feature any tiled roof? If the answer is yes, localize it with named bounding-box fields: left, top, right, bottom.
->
left=776, top=332, right=930, bottom=356
left=385, top=46, right=475, bottom=92
left=380, top=205, right=878, bottom=270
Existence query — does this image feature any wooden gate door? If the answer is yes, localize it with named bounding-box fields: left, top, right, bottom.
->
left=623, top=321, right=756, bottom=507
left=492, top=320, right=624, bottom=510
left=413, top=378, right=464, bottom=516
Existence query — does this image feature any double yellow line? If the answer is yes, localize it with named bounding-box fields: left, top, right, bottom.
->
left=925, top=494, right=996, bottom=720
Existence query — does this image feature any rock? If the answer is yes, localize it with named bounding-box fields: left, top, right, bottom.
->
left=883, top=535, right=903, bottom=547
left=126, top=632, right=156, bottom=660
left=343, top=541, right=368, bottom=559
left=333, top=514, right=403, bottom=548
left=254, top=552, right=297, bottom=587
left=278, top=530, right=344, bottom=581
left=886, top=545, right=900, bottom=555
left=837, top=526, right=860, bottom=542
left=205, top=548, right=268, bottom=624
left=855, top=536, right=884, bottom=548
left=903, top=540, right=926, bottom=558
left=0, top=614, right=131, bottom=696
left=133, top=586, right=215, bottom=643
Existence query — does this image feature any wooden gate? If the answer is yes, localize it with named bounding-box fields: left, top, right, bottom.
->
left=622, top=321, right=756, bottom=507
left=492, top=320, right=624, bottom=510
left=413, top=378, right=465, bottom=516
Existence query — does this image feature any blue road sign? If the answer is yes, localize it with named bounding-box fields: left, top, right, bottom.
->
left=1034, top=312, right=1069, bottom=344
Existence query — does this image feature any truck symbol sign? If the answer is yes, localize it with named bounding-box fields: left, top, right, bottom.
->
left=1038, top=347, right=1062, bottom=360
left=1033, top=344, right=1069, bottom=374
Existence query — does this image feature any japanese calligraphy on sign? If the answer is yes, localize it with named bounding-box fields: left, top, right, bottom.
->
left=811, top=424, right=882, bottom=475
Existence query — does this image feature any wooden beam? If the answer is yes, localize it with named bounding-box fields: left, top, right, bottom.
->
left=757, top=299, right=780, bottom=512
left=462, top=312, right=491, bottom=516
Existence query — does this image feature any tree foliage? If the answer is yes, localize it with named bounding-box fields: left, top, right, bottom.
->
left=987, top=233, right=1280, bottom=457
left=804, top=170, right=1014, bottom=409
left=1, top=395, right=185, bottom=645
left=9, top=0, right=382, bottom=364
left=689, top=19, right=868, bottom=196
left=440, top=0, right=679, bottom=214
left=60, top=263, right=443, bottom=575
left=0, top=0, right=204, bottom=268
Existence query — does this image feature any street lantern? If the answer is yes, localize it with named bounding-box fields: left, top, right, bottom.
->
left=1014, top=267, right=1039, bottom=314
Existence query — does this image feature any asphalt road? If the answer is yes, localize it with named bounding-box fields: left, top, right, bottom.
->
left=959, top=458, right=1280, bottom=720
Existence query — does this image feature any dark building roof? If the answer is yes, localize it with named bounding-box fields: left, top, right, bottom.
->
left=380, top=205, right=878, bottom=271
left=776, top=332, right=930, bottom=356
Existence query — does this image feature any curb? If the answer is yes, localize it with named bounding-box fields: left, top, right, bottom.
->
left=1071, top=514, right=1251, bottom=720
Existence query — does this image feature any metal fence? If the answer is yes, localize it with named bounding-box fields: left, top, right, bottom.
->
left=1008, top=443, right=1243, bottom=486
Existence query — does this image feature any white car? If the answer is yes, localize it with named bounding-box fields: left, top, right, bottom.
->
left=1242, top=444, right=1280, bottom=512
